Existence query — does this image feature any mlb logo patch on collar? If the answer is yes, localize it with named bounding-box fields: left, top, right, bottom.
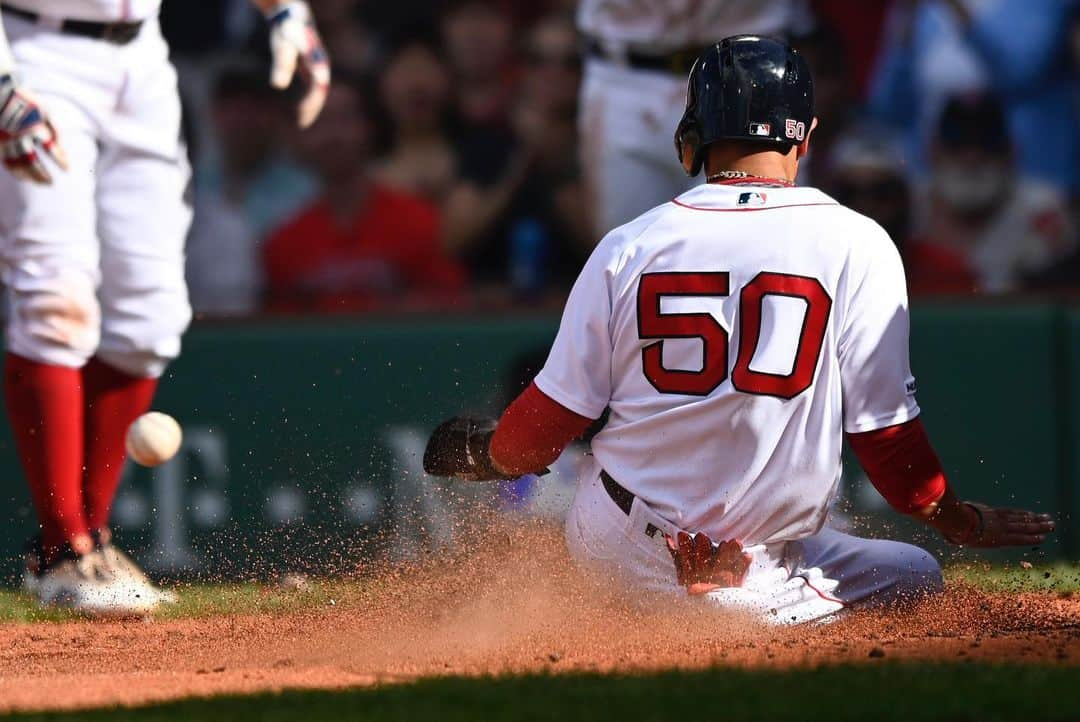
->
left=738, top=192, right=768, bottom=206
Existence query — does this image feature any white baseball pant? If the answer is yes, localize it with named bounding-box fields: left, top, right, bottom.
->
left=565, top=464, right=944, bottom=625
left=0, top=12, right=191, bottom=378
left=579, top=58, right=697, bottom=236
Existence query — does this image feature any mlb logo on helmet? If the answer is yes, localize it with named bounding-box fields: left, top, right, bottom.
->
left=738, top=192, right=767, bottom=206
left=748, top=122, right=771, bottom=136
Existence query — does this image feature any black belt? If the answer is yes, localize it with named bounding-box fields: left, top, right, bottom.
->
left=601, top=470, right=665, bottom=539
left=600, top=469, right=635, bottom=515
left=585, top=37, right=703, bottom=76
left=2, top=4, right=143, bottom=45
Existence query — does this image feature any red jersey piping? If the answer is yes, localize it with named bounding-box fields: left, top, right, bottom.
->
left=671, top=199, right=839, bottom=213
left=712, top=177, right=796, bottom=187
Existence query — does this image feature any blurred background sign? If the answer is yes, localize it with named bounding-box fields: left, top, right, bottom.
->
left=2, top=0, right=1080, bottom=581
left=0, top=306, right=1074, bottom=582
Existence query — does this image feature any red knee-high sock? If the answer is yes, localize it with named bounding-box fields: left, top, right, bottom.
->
left=81, top=358, right=158, bottom=531
left=4, top=353, right=89, bottom=559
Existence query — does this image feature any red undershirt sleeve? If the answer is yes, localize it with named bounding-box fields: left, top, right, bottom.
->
left=490, top=382, right=595, bottom=477
left=846, top=417, right=948, bottom=514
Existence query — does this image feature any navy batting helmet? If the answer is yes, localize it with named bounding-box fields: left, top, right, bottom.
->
left=675, top=35, right=814, bottom=177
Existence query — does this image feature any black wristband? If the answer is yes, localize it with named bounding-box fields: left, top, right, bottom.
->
left=943, top=502, right=984, bottom=545
left=465, top=428, right=503, bottom=480
left=963, top=502, right=985, bottom=542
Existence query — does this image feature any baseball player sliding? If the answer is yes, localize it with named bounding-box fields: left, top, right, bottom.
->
left=425, top=36, right=1054, bottom=625
left=0, top=0, right=328, bottom=615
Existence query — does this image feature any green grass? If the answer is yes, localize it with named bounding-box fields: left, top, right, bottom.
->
left=2, top=565, right=1077, bottom=721
left=947, top=562, right=1080, bottom=594
left=8, top=663, right=1080, bottom=722
left=1, top=562, right=1075, bottom=623
left=0, top=579, right=347, bottom=623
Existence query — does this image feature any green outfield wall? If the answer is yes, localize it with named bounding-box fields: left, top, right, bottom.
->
left=0, top=303, right=1076, bottom=582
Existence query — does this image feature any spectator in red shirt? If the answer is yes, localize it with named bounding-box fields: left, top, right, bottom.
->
left=263, top=81, right=466, bottom=313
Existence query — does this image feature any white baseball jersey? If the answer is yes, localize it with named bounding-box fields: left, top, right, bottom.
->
left=536, top=182, right=919, bottom=546
left=577, top=0, right=804, bottom=49
left=3, top=0, right=160, bottom=22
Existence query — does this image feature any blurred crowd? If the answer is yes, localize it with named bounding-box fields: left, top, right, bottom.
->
left=167, top=0, right=1080, bottom=317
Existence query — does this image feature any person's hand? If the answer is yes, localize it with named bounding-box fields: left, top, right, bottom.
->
left=0, top=74, right=68, bottom=183
left=423, top=416, right=505, bottom=481
left=945, top=502, right=1055, bottom=548
left=666, top=531, right=752, bottom=595
left=265, top=1, right=331, bottom=128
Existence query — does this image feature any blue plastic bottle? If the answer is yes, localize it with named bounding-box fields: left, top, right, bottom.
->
left=509, top=216, right=548, bottom=298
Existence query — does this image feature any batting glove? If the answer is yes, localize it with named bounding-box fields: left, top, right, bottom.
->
left=423, top=416, right=505, bottom=481
left=666, top=531, right=752, bottom=595
left=0, top=74, right=68, bottom=184
left=264, top=1, right=330, bottom=128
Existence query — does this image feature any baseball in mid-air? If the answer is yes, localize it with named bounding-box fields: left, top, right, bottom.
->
left=125, top=412, right=183, bottom=467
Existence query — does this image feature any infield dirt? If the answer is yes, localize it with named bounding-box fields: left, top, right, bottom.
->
left=0, top=524, right=1076, bottom=713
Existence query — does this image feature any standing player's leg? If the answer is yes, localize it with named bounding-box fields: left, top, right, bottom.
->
left=88, top=144, right=191, bottom=595
left=0, top=93, right=101, bottom=579
left=0, top=13, right=170, bottom=615
left=87, top=45, right=192, bottom=594
left=81, top=359, right=159, bottom=531
left=579, top=60, right=696, bottom=235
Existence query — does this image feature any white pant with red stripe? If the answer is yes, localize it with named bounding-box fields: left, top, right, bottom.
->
left=565, top=469, right=943, bottom=625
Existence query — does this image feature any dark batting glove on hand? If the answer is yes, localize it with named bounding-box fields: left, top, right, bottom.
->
left=423, top=416, right=505, bottom=481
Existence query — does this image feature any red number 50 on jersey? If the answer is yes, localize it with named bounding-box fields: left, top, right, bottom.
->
left=637, top=272, right=832, bottom=399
